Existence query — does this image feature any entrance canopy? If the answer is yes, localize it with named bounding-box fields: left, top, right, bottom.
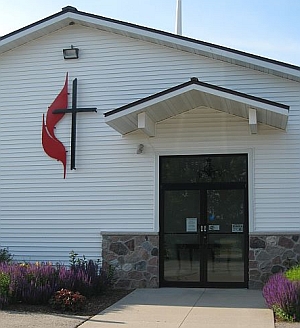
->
left=104, top=78, right=289, bottom=136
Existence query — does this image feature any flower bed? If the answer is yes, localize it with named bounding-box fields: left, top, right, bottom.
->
left=0, top=251, right=113, bottom=311
left=263, top=265, right=300, bottom=322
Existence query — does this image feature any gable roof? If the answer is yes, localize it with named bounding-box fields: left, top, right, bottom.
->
left=1, top=6, right=300, bottom=83
left=104, top=77, right=289, bottom=135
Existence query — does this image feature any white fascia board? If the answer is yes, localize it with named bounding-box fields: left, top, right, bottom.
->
left=105, top=83, right=289, bottom=124
left=73, top=14, right=300, bottom=82
left=0, top=13, right=72, bottom=53
left=191, top=84, right=289, bottom=116
left=105, top=85, right=195, bottom=122
left=203, top=47, right=300, bottom=82
left=1, top=10, right=299, bottom=81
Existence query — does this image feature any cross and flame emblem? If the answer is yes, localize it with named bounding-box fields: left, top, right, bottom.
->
left=42, top=74, right=97, bottom=178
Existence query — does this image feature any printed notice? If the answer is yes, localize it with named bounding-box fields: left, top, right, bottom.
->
left=186, top=218, right=198, bottom=232
left=209, top=225, right=220, bottom=231
left=232, top=224, right=243, bottom=233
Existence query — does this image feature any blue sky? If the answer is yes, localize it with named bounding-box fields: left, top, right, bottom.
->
left=1, top=0, right=299, bottom=66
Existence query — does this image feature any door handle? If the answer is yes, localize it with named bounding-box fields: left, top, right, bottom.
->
left=200, top=225, right=203, bottom=232
left=204, top=225, right=207, bottom=232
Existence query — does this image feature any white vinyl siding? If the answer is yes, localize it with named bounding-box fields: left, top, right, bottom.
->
left=0, top=25, right=299, bottom=263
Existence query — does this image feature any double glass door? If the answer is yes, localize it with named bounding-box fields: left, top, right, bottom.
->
left=159, top=155, right=248, bottom=287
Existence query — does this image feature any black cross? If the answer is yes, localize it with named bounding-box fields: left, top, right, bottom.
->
left=53, top=78, right=97, bottom=170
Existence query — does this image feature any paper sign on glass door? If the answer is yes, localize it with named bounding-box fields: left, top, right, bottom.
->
left=232, top=224, right=243, bottom=232
left=186, top=218, right=197, bottom=232
left=209, top=225, right=220, bottom=231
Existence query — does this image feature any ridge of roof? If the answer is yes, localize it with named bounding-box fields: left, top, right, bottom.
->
left=1, top=6, right=300, bottom=78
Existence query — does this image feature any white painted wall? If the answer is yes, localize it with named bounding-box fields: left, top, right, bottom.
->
left=0, top=24, right=299, bottom=263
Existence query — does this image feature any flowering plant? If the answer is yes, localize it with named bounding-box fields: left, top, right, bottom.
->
left=49, top=288, right=86, bottom=312
left=0, top=253, right=112, bottom=308
left=263, top=271, right=300, bottom=322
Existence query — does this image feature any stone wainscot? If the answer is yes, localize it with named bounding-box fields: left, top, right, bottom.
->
left=101, top=232, right=159, bottom=289
left=102, top=232, right=300, bottom=290
left=249, top=234, right=300, bottom=289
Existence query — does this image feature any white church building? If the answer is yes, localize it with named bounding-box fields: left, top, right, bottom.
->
left=0, top=6, right=300, bottom=289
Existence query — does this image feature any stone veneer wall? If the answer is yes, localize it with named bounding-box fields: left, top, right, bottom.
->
left=249, top=234, right=300, bottom=289
left=102, top=233, right=300, bottom=290
left=101, top=232, right=159, bottom=289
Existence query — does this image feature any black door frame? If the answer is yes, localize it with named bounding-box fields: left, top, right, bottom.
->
left=159, top=154, right=249, bottom=288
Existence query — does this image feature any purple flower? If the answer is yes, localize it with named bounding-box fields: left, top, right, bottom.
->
left=263, top=273, right=300, bottom=321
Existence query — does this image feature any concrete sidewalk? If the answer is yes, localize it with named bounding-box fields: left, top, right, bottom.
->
left=79, top=288, right=274, bottom=328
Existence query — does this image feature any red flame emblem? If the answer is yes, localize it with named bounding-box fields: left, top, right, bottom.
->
left=42, top=74, right=68, bottom=178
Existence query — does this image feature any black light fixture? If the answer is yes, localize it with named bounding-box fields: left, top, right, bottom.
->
left=63, top=45, right=79, bottom=59
left=137, top=144, right=144, bottom=154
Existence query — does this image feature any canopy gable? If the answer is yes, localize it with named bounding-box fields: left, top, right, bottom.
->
left=104, top=78, right=289, bottom=136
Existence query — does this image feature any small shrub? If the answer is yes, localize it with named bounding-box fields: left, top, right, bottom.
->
left=273, top=305, right=297, bottom=322
left=0, top=248, right=13, bottom=263
left=68, top=251, right=113, bottom=296
left=0, top=272, right=10, bottom=308
left=58, top=265, right=92, bottom=296
left=285, top=265, right=300, bottom=282
left=49, top=289, right=86, bottom=312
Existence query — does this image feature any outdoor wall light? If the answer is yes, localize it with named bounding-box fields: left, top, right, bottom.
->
left=137, top=144, right=144, bottom=154
left=63, top=45, right=79, bottom=59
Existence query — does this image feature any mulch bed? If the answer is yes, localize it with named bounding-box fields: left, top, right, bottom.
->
left=3, top=289, right=133, bottom=316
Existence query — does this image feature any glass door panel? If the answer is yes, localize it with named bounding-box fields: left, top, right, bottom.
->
left=206, top=189, right=246, bottom=283
left=164, top=234, right=200, bottom=282
left=207, top=189, right=245, bottom=233
left=163, top=190, right=201, bottom=282
left=164, top=190, right=200, bottom=233
left=207, top=234, right=244, bottom=282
